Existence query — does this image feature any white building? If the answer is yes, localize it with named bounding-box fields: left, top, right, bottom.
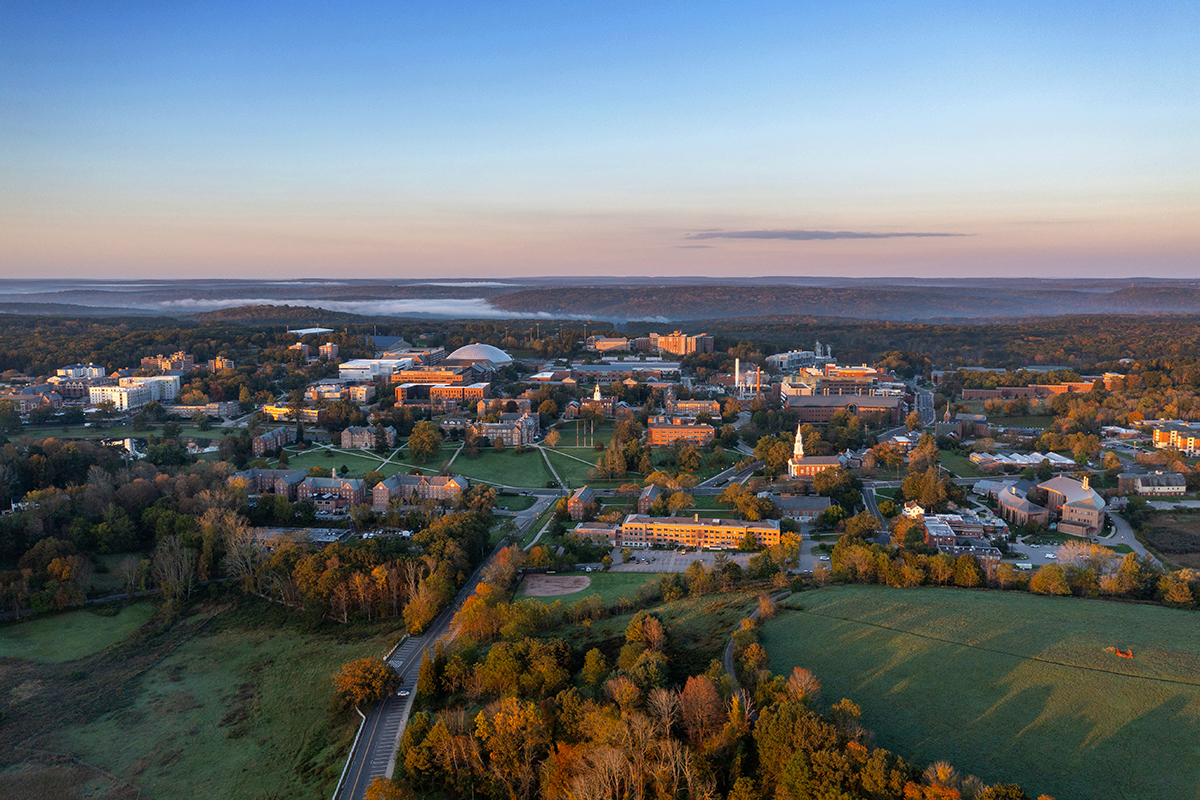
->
left=57, top=363, right=106, bottom=379
left=338, top=358, right=414, bottom=381
left=118, top=375, right=180, bottom=401
left=90, top=384, right=153, bottom=411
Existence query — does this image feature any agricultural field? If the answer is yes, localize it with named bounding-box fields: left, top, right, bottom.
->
left=1140, top=512, right=1200, bottom=569
left=0, top=596, right=395, bottom=800
left=515, top=571, right=661, bottom=606
left=451, top=448, right=556, bottom=488
left=763, top=585, right=1200, bottom=800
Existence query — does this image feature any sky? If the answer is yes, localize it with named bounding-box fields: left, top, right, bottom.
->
left=1, top=1, right=1198, bottom=279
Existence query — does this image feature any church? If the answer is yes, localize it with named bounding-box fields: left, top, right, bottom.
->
left=787, top=422, right=845, bottom=479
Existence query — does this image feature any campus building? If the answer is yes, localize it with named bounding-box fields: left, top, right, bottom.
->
left=340, top=426, right=396, bottom=450
left=786, top=423, right=845, bottom=479
left=468, top=412, right=539, bottom=447
left=646, top=418, right=715, bottom=447
left=252, top=426, right=297, bottom=457
left=1151, top=423, right=1200, bottom=456
left=1039, top=475, right=1106, bottom=536
left=618, top=514, right=781, bottom=549
left=567, top=486, right=596, bottom=520
left=1118, top=471, right=1187, bottom=497
left=297, top=475, right=367, bottom=512
left=784, top=394, right=905, bottom=425
left=649, top=332, right=715, bottom=357
left=372, top=473, right=468, bottom=510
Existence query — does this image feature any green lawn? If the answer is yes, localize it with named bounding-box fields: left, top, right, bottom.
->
left=516, top=571, right=663, bottom=607
left=2, top=597, right=395, bottom=800
left=764, top=585, right=1200, bottom=800
left=495, top=494, right=537, bottom=512
left=0, top=604, right=156, bottom=663
left=543, top=449, right=608, bottom=488
left=938, top=450, right=985, bottom=478
left=275, top=446, right=441, bottom=479
left=453, top=448, right=556, bottom=488
left=990, top=415, right=1056, bottom=428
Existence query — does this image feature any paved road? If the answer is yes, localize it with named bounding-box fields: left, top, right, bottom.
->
left=1106, top=512, right=1157, bottom=563
left=336, top=537, right=509, bottom=800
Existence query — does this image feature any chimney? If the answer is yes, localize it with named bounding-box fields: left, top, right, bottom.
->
left=1082, top=476, right=1090, bottom=491
left=694, top=513, right=699, bottom=522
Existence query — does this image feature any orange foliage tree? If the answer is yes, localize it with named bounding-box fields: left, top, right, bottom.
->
left=333, top=657, right=401, bottom=708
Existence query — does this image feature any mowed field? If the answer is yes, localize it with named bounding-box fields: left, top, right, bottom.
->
left=0, top=597, right=394, bottom=800
left=516, top=571, right=662, bottom=606
left=763, top=586, right=1200, bottom=800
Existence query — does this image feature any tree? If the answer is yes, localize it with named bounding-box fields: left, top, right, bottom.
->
left=0, top=400, right=20, bottom=434
left=364, top=777, right=411, bottom=800
left=333, top=657, right=401, bottom=708
left=679, top=674, right=724, bottom=745
left=667, top=492, right=695, bottom=514
left=150, top=533, right=196, bottom=601
left=1030, top=563, right=1071, bottom=596
left=408, top=421, right=443, bottom=462
left=544, top=429, right=561, bottom=448
left=905, top=410, right=922, bottom=431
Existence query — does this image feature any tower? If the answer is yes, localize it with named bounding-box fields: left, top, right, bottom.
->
left=593, top=384, right=602, bottom=402
left=793, top=421, right=805, bottom=459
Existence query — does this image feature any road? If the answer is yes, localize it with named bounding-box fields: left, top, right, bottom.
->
left=335, top=521, right=522, bottom=800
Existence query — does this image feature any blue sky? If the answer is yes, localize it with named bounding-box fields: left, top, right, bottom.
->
left=1, top=1, right=1197, bottom=278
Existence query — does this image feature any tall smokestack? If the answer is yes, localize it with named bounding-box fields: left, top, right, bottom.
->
left=735, top=358, right=740, bottom=388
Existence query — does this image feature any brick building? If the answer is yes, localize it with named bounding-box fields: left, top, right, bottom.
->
left=619, top=514, right=781, bottom=549
left=372, top=473, right=468, bottom=510
left=646, top=418, right=715, bottom=447
left=340, top=426, right=397, bottom=450
left=468, top=412, right=539, bottom=447
left=297, top=475, right=367, bottom=512
left=567, top=486, right=596, bottom=520
left=252, top=426, right=297, bottom=457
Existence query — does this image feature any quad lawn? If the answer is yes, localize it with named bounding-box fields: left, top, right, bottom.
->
left=452, top=448, right=557, bottom=488
left=763, top=585, right=1200, bottom=800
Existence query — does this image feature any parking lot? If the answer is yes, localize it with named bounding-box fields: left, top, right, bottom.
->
left=606, top=548, right=756, bottom=573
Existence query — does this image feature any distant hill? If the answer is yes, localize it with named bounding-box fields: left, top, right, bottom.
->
left=0, top=302, right=162, bottom=318
left=491, top=283, right=1200, bottom=321
left=187, top=304, right=374, bottom=326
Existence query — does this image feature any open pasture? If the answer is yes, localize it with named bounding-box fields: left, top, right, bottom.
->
left=763, top=585, right=1200, bottom=800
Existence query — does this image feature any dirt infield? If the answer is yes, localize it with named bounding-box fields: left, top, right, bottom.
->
left=521, top=574, right=592, bottom=597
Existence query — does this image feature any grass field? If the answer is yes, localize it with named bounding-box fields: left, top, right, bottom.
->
left=938, top=450, right=985, bottom=478
left=763, top=585, right=1200, bottom=800
left=495, top=494, right=537, bottom=511
left=1141, top=512, right=1200, bottom=569
left=452, top=448, right=556, bottom=487
left=0, top=604, right=156, bottom=663
left=1, top=596, right=395, bottom=800
left=516, top=571, right=662, bottom=606
left=277, top=446, right=441, bottom=479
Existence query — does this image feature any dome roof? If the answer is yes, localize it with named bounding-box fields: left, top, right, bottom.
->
left=446, top=343, right=512, bottom=364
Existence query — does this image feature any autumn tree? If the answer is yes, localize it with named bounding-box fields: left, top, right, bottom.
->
left=333, top=657, right=401, bottom=708
left=408, top=421, right=443, bottom=462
